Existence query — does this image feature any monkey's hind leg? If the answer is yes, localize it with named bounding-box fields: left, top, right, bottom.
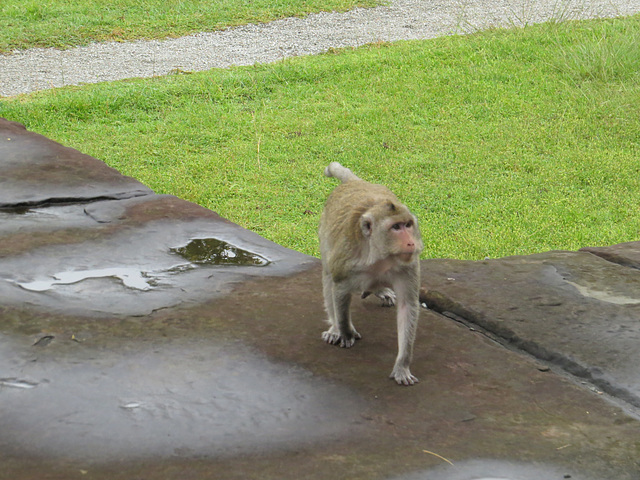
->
left=321, top=269, right=344, bottom=345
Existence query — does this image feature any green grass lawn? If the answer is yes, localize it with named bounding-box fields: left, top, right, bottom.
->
left=0, top=0, right=383, bottom=53
left=2, top=15, right=640, bottom=260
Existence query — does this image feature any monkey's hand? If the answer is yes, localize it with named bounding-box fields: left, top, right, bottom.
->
left=390, top=367, right=419, bottom=386
left=322, top=327, right=362, bottom=348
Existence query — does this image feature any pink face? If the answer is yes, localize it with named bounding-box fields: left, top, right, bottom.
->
left=388, top=218, right=420, bottom=258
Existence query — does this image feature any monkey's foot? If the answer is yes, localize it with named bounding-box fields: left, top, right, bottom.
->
left=361, top=288, right=396, bottom=307
left=322, top=328, right=361, bottom=348
left=374, top=288, right=396, bottom=307
left=390, top=367, right=419, bottom=386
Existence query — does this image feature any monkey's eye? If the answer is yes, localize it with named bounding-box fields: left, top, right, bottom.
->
left=391, top=223, right=402, bottom=231
left=406, top=220, right=413, bottom=228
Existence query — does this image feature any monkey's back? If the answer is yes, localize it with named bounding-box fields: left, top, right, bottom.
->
left=321, top=179, right=398, bottom=230
left=319, top=179, right=403, bottom=273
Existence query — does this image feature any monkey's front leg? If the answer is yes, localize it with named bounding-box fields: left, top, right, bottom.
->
left=322, top=287, right=361, bottom=348
left=389, top=289, right=420, bottom=385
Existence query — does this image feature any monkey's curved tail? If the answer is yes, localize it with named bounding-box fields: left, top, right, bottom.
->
left=324, top=162, right=361, bottom=183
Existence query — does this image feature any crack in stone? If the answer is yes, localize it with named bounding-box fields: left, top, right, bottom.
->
left=0, top=190, right=152, bottom=213
left=580, top=248, right=640, bottom=271
left=424, top=289, right=640, bottom=411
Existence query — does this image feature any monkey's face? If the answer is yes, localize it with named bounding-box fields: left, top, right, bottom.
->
left=356, top=201, right=423, bottom=264
left=361, top=204, right=423, bottom=263
left=386, top=216, right=422, bottom=261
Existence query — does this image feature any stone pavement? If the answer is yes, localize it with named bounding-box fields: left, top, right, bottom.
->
left=0, top=118, right=639, bottom=479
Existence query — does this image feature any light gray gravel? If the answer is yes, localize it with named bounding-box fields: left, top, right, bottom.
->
left=1, top=0, right=640, bottom=97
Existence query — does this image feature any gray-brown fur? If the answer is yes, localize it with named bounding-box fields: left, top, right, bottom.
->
left=319, top=162, right=423, bottom=385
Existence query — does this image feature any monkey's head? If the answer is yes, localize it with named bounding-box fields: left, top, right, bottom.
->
left=360, top=201, right=423, bottom=262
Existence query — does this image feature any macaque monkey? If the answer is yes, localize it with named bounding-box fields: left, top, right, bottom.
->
left=319, top=162, right=423, bottom=385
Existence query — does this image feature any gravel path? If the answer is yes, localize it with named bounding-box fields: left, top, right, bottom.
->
left=2, top=0, right=640, bottom=97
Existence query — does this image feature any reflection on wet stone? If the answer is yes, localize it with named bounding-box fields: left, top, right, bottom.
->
left=18, top=267, right=156, bottom=292
left=0, top=378, right=38, bottom=389
left=390, top=459, right=590, bottom=480
left=171, top=238, right=270, bottom=266
left=0, top=338, right=363, bottom=461
left=15, top=239, right=272, bottom=295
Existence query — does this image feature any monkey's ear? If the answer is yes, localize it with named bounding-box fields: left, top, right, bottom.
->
left=360, top=214, right=373, bottom=237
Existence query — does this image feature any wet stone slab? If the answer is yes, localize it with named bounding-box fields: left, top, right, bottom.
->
left=2, top=271, right=639, bottom=480
left=0, top=119, right=152, bottom=208
left=421, top=249, right=640, bottom=409
left=0, top=333, right=365, bottom=463
left=0, top=195, right=314, bottom=316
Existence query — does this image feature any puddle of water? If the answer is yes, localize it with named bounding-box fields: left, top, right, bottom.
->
left=170, top=238, right=270, bottom=266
